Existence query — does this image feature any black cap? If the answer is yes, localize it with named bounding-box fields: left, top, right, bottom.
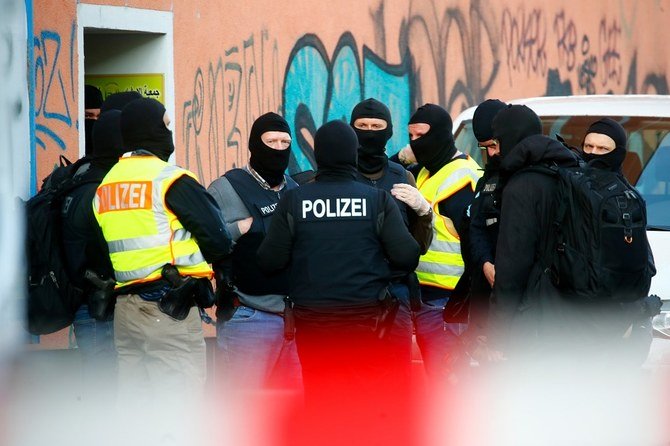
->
left=585, top=118, right=627, bottom=152
left=101, top=91, right=143, bottom=113
left=314, top=120, right=358, bottom=170
left=85, top=85, right=103, bottom=109
left=121, top=98, right=174, bottom=160
left=492, top=105, right=542, bottom=158
left=92, top=110, right=125, bottom=159
left=350, top=98, right=393, bottom=137
left=473, top=99, right=507, bottom=142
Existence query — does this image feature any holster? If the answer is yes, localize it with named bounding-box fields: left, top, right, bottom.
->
left=215, top=286, right=239, bottom=322
left=407, top=272, right=422, bottom=312
left=283, top=296, right=296, bottom=341
left=376, top=287, right=399, bottom=339
left=158, top=264, right=197, bottom=321
left=84, top=269, right=116, bottom=321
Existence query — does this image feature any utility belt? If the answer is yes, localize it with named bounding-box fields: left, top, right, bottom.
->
left=287, top=287, right=399, bottom=340
left=155, top=264, right=215, bottom=320
left=215, top=283, right=296, bottom=340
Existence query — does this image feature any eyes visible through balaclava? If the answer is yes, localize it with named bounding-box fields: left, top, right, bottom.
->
left=350, top=98, right=393, bottom=174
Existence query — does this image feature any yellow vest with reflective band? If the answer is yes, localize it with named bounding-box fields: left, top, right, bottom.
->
left=415, top=156, right=482, bottom=290
left=93, top=155, right=213, bottom=289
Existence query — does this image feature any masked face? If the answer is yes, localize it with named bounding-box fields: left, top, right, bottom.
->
left=121, top=98, right=175, bottom=161
left=250, top=130, right=292, bottom=181
left=407, top=104, right=456, bottom=174
left=352, top=117, right=391, bottom=173
left=248, top=113, right=292, bottom=187
left=582, top=132, right=625, bottom=171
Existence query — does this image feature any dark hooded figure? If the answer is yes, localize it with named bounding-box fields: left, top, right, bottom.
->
left=488, top=104, right=582, bottom=360
left=84, top=85, right=103, bottom=155
left=461, top=99, right=508, bottom=351
left=581, top=117, right=658, bottom=366
left=257, top=120, right=419, bottom=432
left=62, top=91, right=147, bottom=298
left=60, top=107, right=129, bottom=401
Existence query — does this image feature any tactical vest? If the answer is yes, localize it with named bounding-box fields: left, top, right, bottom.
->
left=287, top=179, right=390, bottom=307
left=93, top=156, right=212, bottom=289
left=225, top=168, right=298, bottom=295
left=416, top=156, right=481, bottom=290
left=356, top=160, right=409, bottom=227
left=475, top=170, right=501, bottom=237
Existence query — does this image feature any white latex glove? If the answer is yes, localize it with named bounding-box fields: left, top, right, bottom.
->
left=391, top=183, right=431, bottom=216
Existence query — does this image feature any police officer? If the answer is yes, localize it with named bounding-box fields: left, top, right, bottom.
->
left=93, top=97, right=232, bottom=403
left=207, top=112, right=302, bottom=391
left=465, top=99, right=508, bottom=360
left=257, top=120, right=420, bottom=413
left=61, top=92, right=142, bottom=399
left=408, top=104, right=481, bottom=380
left=350, top=98, right=432, bottom=381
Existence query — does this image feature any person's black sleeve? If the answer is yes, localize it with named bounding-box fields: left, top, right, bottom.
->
left=378, top=190, right=421, bottom=272
left=165, top=175, right=232, bottom=264
left=489, top=177, right=542, bottom=348
left=257, top=193, right=293, bottom=272
left=469, top=178, right=495, bottom=270
left=437, top=183, right=475, bottom=237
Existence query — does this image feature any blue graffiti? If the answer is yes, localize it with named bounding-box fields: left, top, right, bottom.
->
left=283, top=33, right=411, bottom=173
left=33, top=28, right=74, bottom=152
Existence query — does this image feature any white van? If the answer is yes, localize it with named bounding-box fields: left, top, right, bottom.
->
left=452, top=95, right=670, bottom=367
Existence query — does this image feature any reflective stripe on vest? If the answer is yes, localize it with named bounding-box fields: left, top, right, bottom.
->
left=415, top=156, right=482, bottom=289
left=93, top=156, right=213, bottom=288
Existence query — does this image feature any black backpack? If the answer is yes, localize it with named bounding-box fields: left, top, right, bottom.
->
left=25, top=156, right=98, bottom=334
left=532, top=163, right=653, bottom=302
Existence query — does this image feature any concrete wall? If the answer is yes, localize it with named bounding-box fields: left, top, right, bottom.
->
left=29, top=0, right=670, bottom=189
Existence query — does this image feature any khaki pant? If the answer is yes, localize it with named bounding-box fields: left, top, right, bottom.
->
left=114, top=294, right=206, bottom=409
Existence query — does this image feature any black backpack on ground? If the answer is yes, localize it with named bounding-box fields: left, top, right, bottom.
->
left=25, top=156, right=99, bottom=335
left=530, top=163, right=653, bottom=302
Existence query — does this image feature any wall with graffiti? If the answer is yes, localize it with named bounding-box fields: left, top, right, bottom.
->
left=30, top=0, right=670, bottom=189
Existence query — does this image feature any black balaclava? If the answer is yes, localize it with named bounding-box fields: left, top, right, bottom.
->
left=84, top=85, right=103, bottom=156
left=408, top=103, right=456, bottom=174
left=581, top=118, right=627, bottom=172
left=121, top=98, right=174, bottom=161
left=314, top=120, right=358, bottom=179
left=492, top=105, right=543, bottom=159
left=248, top=112, right=292, bottom=187
left=349, top=98, right=393, bottom=174
left=101, top=91, right=143, bottom=113
left=473, top=99, right=508, bottom=170
left=91, top=110, right=124, bottom=170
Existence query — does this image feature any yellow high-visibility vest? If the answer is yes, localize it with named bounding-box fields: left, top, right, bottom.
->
left=415, top=156, right=482, bottom=290
left=93, top=155, right=213, bottom=289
